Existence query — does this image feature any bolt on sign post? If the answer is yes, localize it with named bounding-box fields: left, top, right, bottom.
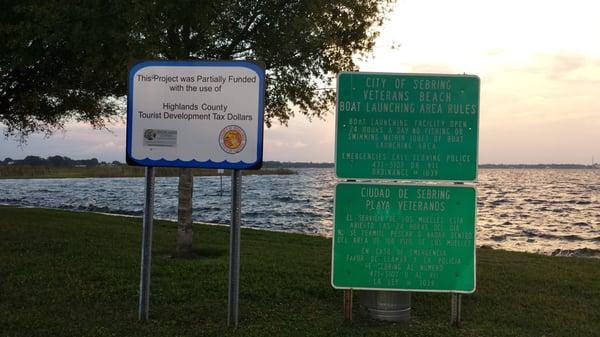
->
left=332, top=72, right=480, bottom=324
left=127, top=60, right=265, bottom=325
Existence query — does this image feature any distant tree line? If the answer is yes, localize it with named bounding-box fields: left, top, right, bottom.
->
left=3, top=158, right=595, bottom=169
left=264, top=162, right=597, bottom=169
left=0, top=157, right=337, bottom=168
left=479, top=164, right=597, bottom=169
left=0, top=156, right=122, bottom=167
left=263, top=161, right=334, bottom=168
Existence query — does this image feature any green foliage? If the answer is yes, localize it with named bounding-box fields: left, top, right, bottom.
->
left=1, top=0, right=394, bottom=137
left=3, top=155, right=100, bottom=167
left=0, top=0, right=130, bottom=137
left=1, top=206, right=600, bottom=336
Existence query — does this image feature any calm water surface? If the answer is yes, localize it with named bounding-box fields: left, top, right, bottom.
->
left=1, top=168, right=599, bottom=258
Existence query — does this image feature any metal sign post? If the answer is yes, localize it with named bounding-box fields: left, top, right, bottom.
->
left=228, top=169, right=242, bottom=327
left=343, top=289, right=353, bottom=321
left=451, top=293, right=462, bottom=327
left=127, top=60, right=264, bottom=326
left=332, top=72, right=480, bottom=324
left=138, top=166, right=155, bottom=321
left=218, top=169, right=224, bottom=196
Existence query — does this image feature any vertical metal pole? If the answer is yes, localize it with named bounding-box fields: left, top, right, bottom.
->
left=452, top=181, right=464, bottom=327
left=451, top=293, right=462, bottom=327
left=218, top=169, right=224, bottom=196
left=228, top=169, right=242, bottom=327
left=138, top=166, right=155, bottom=321
left=343, top=289, right=353, bottom=321
left=220, top=175, right=223, bottom=196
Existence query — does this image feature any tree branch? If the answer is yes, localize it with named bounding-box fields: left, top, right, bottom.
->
left=220, top=1, right=263, bottom=59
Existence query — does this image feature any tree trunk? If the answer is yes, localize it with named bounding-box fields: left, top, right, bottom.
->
left=175, top=168, right=193, bottom=256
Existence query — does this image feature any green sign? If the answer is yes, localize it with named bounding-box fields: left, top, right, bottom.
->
left=331, top=183, right=476, bottom=293
left=335, top=72, right=480, bottom=181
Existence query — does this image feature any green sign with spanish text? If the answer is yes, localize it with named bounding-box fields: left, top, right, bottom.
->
left=331, top=183, right=476, bottom=293
left=335, top=72, right=480, bottom=181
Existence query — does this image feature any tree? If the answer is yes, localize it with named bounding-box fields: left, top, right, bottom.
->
left=130, top=0, right=393, bottom=125
left=21, top=155, right=45, bottom=166
left=0, top=0, right=130, bottom=138
left=1, top=0, right=395, bottom=254
left=47, top=155, right=69, bottom=167
left=2, top=0, right=393, bottom=133
left=176, top=168, right=194, bottom=256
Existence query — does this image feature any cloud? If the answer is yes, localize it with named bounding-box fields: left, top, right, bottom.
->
left=476, top=52, right=600, bottom=163
left=550, top=53, right=587, bottom=76
left=486, top=48, right=506, bottom=56
left=263, top=115, right=334, bottom=162
left=89, top=141, right=122, bottom=153
left=1, top=122, right=127, bottom=162
left=407, top=63, right=458, bottom=74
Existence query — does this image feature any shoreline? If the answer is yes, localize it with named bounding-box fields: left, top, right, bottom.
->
left=0, top=165, right=295, bottom=179
left=2, top=165, right=597, bottom=179
left=2, top=204, right=598, bottom=259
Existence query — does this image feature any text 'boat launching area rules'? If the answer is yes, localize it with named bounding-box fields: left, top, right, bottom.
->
left=332, top=72, right=480, bottom=296
left=127, top=60, right=265, bottom=169
left=336, top=72, right=480, bottom=181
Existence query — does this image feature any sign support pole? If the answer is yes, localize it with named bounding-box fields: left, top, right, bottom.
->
left=343, top=289, right=353, bottom=321
left=228, top=169, right=242, bottom=327
left=450, top=293, right=462, bottom=327
left=138, top=166, right=155, bottom=321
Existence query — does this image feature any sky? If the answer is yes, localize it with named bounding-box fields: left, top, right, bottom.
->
left=2, top=0, right=600, bottom=164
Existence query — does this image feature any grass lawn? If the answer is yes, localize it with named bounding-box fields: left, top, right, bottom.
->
left=1, top=206, right=599, bottom=337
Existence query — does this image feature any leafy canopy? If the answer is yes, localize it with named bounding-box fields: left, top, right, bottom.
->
left=1, top=0, right=394, bottom=138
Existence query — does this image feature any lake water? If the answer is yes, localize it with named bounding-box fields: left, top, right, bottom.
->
left=1, top=168, right=599, bottom=258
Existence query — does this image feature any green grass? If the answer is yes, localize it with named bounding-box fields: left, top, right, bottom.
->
left=0, top=165, right=295, bottom=179
left=1, top=206, right=599, bottom=337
